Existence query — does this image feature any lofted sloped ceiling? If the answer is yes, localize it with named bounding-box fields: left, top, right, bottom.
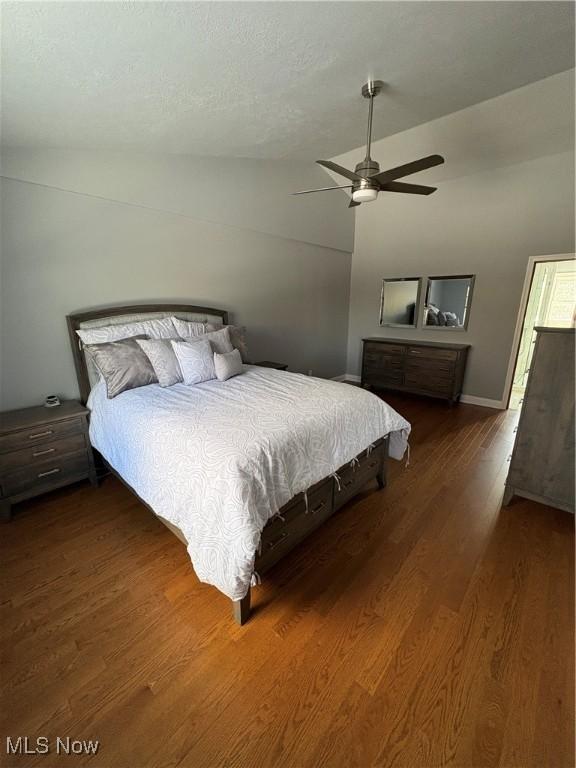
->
left=1, top=1, right=574, bottom=159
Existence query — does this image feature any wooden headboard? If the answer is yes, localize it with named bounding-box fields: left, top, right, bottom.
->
left=67, top=302, right=229, bottom=404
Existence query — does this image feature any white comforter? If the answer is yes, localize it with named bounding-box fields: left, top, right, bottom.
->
left=88, top=367, right=410, bottom=600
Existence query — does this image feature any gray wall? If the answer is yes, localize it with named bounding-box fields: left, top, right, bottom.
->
left=345, top=151, right=574, bottom=401
left=332, top=72, right=575, bottom=403
left=0, top=152, right=353, bottom=409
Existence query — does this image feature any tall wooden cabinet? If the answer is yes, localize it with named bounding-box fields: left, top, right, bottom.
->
left=504, top=327, right=575, bottom=513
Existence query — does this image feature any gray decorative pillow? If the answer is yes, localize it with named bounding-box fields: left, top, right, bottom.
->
left=85, top=336, right=157, bottom=399
left=137, top=339, right=183, bottom=387
left=207, top=323, right=248, bottom=361
left=214, top=349, right=243, bottom=382
left=183, top=326, right=233, bottom=355
left=171, top=339, right=216, bottom=385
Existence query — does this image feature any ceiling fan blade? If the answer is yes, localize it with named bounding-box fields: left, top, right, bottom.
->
left=380, top=181, right=437, bottom=195
left=291, top=184, right=353, bottom=196
left=372, top=154, right=445, bottom=186
left=316, top=160, right=362, bottom=182
left=349, top=199, right=361, bottom=208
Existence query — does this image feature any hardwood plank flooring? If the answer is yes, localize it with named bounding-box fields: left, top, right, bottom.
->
left=1, top=394, right=573, bottom=768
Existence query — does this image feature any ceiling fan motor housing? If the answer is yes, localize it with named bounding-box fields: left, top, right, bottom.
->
left=354, top=159, right=381, bottom=192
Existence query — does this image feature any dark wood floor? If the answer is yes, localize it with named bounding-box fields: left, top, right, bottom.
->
left=1, top=394, right=574, bottom=768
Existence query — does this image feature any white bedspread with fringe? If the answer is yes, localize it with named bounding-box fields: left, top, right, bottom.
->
left=88, top=367, right=410, bottom=600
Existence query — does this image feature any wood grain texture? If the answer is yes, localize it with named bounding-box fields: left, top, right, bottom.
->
left=1, top=394, right=573, bottom=768
left=505, top=327, right=575, bottom=512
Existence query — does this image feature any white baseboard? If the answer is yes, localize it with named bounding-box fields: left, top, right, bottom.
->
left=332, top=376, right=505, bottom=409
left=332, top=373, right=506, bottom=411
left=459, top=394, right=505, bottom=409
left=331, top=374, right=361, bottom=383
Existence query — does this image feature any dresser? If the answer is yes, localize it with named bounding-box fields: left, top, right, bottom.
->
left=361, top=338, right=470, bottom=403
left=504, top=327, right=575, bottom=513
left=0, top=401, right=97, bottom=521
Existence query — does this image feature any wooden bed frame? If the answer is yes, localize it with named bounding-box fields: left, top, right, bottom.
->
left=67, top=302, right=388, bottom=624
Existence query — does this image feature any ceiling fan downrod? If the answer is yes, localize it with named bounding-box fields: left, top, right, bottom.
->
left=361, top=79, right=384, bottom=162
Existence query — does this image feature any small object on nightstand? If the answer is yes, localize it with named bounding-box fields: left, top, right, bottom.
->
left=0, top=400, right=97, bottom=522
left=255, top=361, right=288, bottom=371
left=44, top=395, right=61, bottom=408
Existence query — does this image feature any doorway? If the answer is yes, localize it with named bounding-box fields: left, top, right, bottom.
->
left=507, top=256, right=576, bottom=410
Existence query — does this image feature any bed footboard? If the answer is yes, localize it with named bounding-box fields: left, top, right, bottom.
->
left=232, top=436, right=389, bottom=625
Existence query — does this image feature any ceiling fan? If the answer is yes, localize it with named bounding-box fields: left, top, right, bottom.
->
left=292, top=80, right=445, bottom=208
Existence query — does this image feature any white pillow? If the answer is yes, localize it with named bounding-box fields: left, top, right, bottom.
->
left=214, top=349, right=243, bottom=382
left=171, top=339, right=216, bottom=385
left=171, top=317, right=209, bottom=338
left=77, top=317, right=178, bottom=345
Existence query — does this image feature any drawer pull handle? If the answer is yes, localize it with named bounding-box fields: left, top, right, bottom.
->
left=33, top=447, right=56, bottom=457
left=311, top=501, right=325, bottom=515
left=342, top=479, right=354, bottom=489
left=368, top=461, right=378, bottom=469
left=267, top=532, right=288, bottom=550
left=29, top=430, right=53, bottom=440
left=37, top=468, right=61, bottom=478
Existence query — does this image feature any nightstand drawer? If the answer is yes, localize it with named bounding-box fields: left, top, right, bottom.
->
left=0, top=417, right=84, bottom=454
left=0, top=451, right=90, bottom=497
left=0, top=433, right=87, bottom=472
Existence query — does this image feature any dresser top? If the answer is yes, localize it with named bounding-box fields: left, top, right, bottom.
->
left=534, top=326, right=575, bottom=334
left=363, top=337, right=470, bottom=350
left=0, top=400, right=88, bottom=435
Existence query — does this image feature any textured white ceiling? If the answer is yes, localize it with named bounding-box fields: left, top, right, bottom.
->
left=1, top=2, right=574, bottom=158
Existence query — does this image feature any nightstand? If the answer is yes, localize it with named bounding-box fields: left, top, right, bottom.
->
left=255, top=361, right=288, bottom=371
left=0, top=401, right=97, bottom=521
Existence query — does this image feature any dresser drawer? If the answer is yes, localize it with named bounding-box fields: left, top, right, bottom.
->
left=363, top=352, right=403, bottom=370
left=0, top=417, right=84, bottom=454
left=407, top=346, right=459, bottom=362
left=0, top=433, right=87, bottom=472
left=1, top=451, right=90, bottom=497
left=364, top=342, right=406, bottom=357
left=364, top=370, right=404, bottom=388
left=405, top=357, right=455, bottom=378
left=404, top=372, right=454, bottom=396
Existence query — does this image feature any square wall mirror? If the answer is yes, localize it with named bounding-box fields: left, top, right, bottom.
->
left=423, top=275, right=475, bottom=330
left=379, top=278, right=422, bottom=327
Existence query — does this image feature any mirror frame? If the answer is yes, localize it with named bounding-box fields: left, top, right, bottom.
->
left=379, top=277, right=422, bottom=328
left=421, top=274, right=475, bottom=332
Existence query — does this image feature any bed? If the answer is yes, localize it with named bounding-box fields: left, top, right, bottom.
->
left=67, top=303, right=410, bottom=623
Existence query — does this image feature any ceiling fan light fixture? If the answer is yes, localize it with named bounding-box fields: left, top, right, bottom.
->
left=352, top=187, right=378, bottom=203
